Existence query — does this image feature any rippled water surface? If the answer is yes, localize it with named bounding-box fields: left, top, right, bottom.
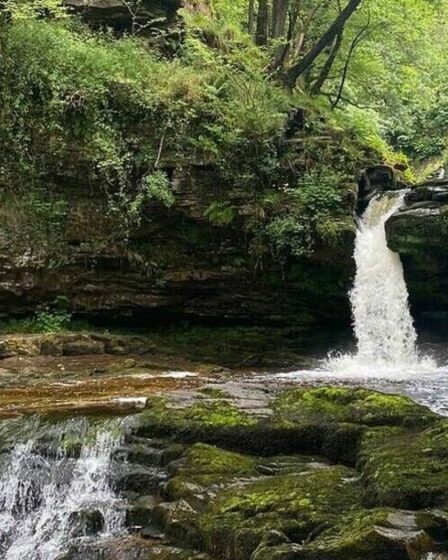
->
left=257, top=333, right=448, bottom=415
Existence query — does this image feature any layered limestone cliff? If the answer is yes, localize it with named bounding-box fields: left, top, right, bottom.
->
left=386, top=179, right=448, bottom=322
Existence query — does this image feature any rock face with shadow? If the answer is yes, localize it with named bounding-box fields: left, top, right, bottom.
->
left=0, top=163, right=355, bottom=328
left=357, top=164, right=404, bottom=214
left=386, top=178, right=448, bottom=323
left=64, top=0, right=184, bottom=50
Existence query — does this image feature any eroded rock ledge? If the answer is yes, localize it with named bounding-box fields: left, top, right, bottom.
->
left=61, top=387, right=448, bottom=559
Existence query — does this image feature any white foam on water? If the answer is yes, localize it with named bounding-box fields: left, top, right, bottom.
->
left=113, top=396, right=148, bottom=409
left=162, top=371, right=198, bottom=378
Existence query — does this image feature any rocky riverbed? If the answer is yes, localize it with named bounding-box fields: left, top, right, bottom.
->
left=1, top=331, right=448, bottom=559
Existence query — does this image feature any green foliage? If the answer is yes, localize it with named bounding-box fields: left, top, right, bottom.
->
left=32, top=306, right=72, bottom=333
left=0, top=297, right=72, bottom=334
left=1, top=0, right=444, bottom=276
left=5, top=0, right=68, bottom=20
left=0, top=12, right=292, bottom=243
left=204, top=201, right=236, bottom=226
left=266, top=169, right=348, bottom=258
left=0, top=190, right=68, bottom=263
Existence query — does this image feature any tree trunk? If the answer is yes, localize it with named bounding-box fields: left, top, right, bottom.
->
left=248, top=0, right=256, bottom=37
left=286, top=0, right=363, bottom=88
left=332, top=24, right=369, bottom=109
left=272, top=0, right=289, bottom=39
left=256, top=0, right=269, bottom=46
left=310, top=31, right=344, bottom=95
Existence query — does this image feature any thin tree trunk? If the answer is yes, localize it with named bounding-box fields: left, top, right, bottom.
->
left=248, top=0, right=256, bottom=37
left=286, top=0, right=363, bottom=88
left=256, top=0, right=269, bottom=46
left=311, top=31, right=343, bottom=95
left=331, top=24, right=368, bottom=109
left=269, top=6, right=297, bottom=76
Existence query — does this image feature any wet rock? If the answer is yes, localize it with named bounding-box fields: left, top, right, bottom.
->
left=116, top=464, right=166, bottom=494
left=251, top=531, right=302, bottom=560
left=126, top=495, right=159, bottom=528
left=153, top=499, right=201, bottom=548
left=68, top=509, right=105, bottom=537
left=63, top=336, right=105, bottom=356
left=300, top=509, right=442, bottom=560
left=208, top=366, right=232, bottom=376
left=140, top=524, right=165, bottom=540
left=357, top=165, right=401, bottom=214
left=123, top=358, right=138, bottom=369
left=59, top=536, right=211, bottom=560
left=386, top=189, right=448, bottom=322
left=118, top=441, right=184, bottom=468
left=0, top=337, right=40, bottom=358
left=360, top=421, right=448, bottom=509
left=40, top=337, right=64, bottom=356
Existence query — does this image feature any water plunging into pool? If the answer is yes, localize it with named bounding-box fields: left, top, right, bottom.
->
left=350, top=193, right=418, bottom=364
left=327, top=192, right=434, bottom=375
left=272, top=192, right=448, bottom=409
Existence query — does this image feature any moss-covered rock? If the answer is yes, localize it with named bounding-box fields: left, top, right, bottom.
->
left=273, top=387, right=436, bottom=428
left=360, top=421, right=448, bottom=509
left=199, top=465, right=361, bottom=560
left=133, top=388, right=448, bottom=560
left=386, top=200, right=448, bottom=322
left=138, top=387, right=436, bottom=465
left=302, top=509, right=442, bottom=560
left=154, top=443, right=362, bottom=560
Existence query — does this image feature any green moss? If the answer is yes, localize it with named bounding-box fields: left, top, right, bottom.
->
left=139, top=398, right=258, bottom=446
left=304, top=509, right=435, bottom=560
left=180, top=444, right=257, bottom=476
left=274, top=387, right=436, bottom=428
left=164, top=443, right=259, bottom=506
left=182, top=401, right=256, bottom=428
left=138, top=388, right=436, bottom=465
left=141, top=388, right=448, bottom=560
left=360, top=421, right=448, bottom=508
left=199, top=466, right=362, bottom=560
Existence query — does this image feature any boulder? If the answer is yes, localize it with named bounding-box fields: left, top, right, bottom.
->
left=357, top=165, right=400, bottom=214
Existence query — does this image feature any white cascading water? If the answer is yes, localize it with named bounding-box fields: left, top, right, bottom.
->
left=328, top=192, right=434, bottom=375
left=351, top=193, right=418, bottom=363
left=0, top=418, right=127, bottom=560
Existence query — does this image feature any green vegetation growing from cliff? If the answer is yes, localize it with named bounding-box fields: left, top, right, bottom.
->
left=1, top=0, right=448, bottom=269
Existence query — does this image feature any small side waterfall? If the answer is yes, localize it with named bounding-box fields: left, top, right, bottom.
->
left=0, top=418, right=128, bottom=560
left=351, top=193, right=418, bottom=364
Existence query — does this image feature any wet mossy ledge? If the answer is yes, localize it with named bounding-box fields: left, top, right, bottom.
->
left=122, top=387, right=448, bottom=560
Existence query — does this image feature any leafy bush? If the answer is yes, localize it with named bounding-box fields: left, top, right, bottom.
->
left=266, top=170, right=348, bottom=258
left=33, top=307, right=72, bottom=333
left=0, top=297, right=72, bottom=334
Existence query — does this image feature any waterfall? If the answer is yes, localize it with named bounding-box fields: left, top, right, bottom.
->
left=329, top=192, right=434, bottom=374
left=0, top=417, right=127, bottom=560
left=351, top=193, right=418, bottom=364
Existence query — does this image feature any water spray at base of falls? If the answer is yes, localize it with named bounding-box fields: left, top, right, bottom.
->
left=327, top=192, right=435, bottom=375
left=0, top=417, right=128, bottom=560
